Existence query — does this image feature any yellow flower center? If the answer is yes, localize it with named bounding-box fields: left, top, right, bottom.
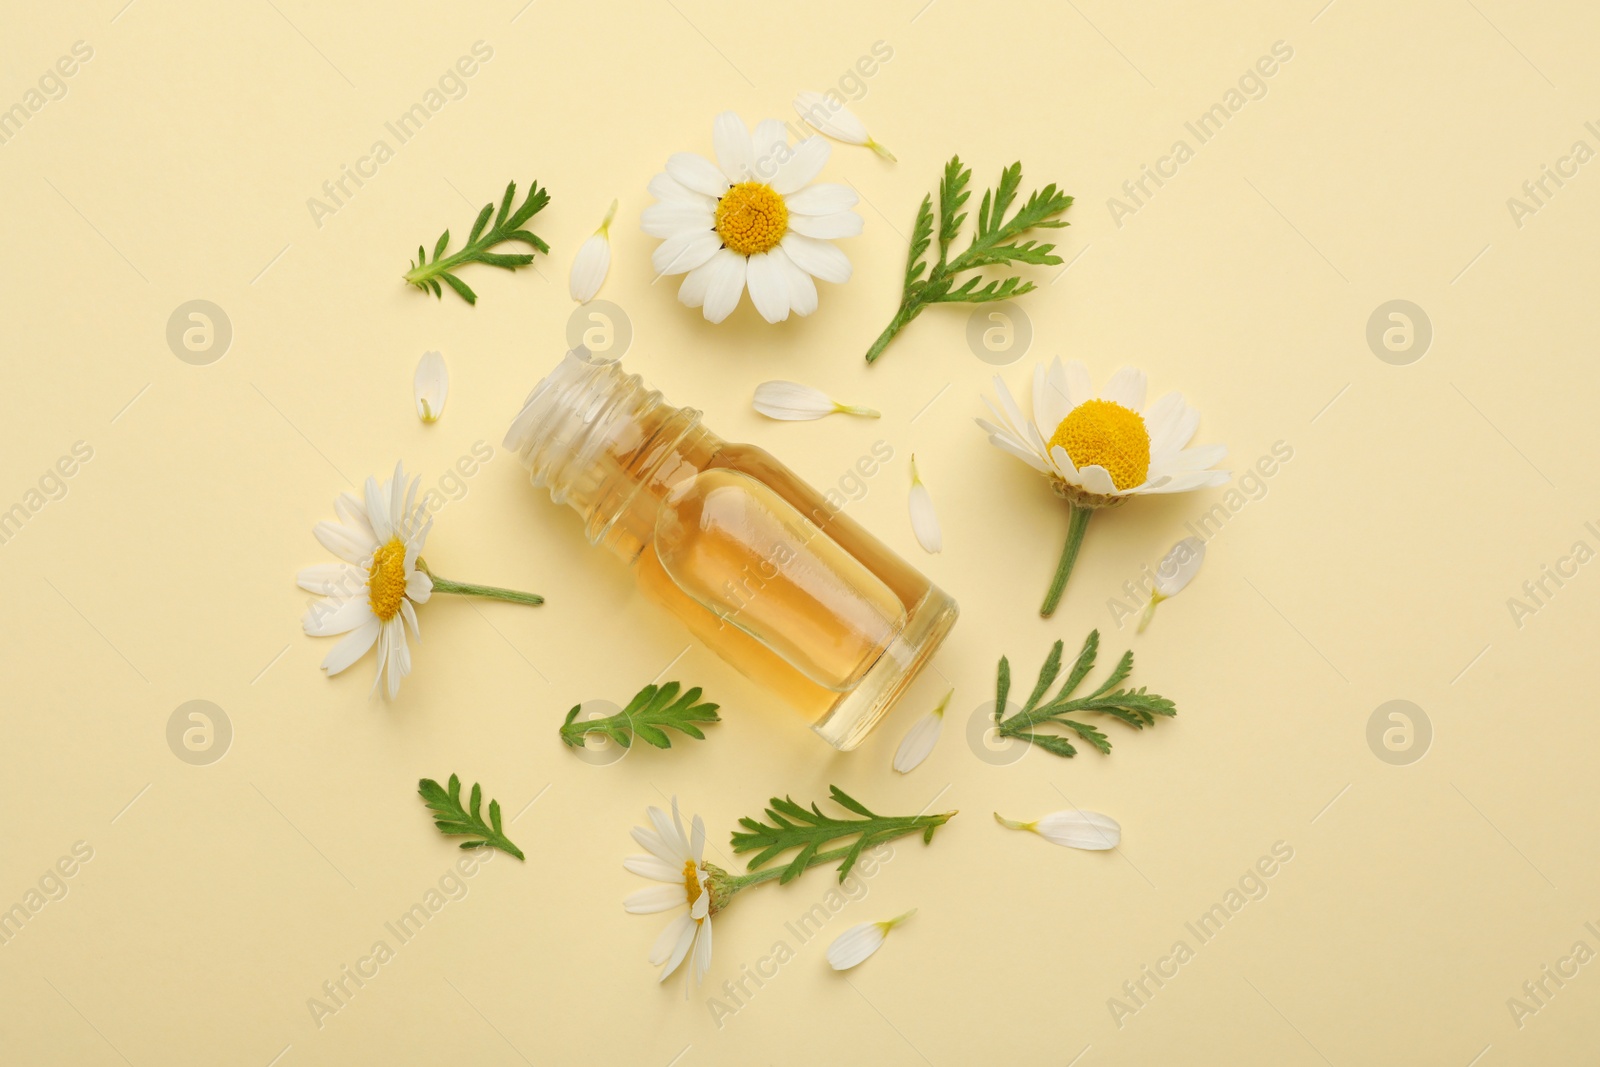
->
left=715, top=182, right=788, bottom=256
left=1048, top=399, right=1151, bottom=490
left=682, top=859, right=703, bottom=910
left=366, top=537, right=409, bottom=622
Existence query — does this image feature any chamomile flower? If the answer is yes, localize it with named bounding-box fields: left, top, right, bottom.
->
left=624, top=798, right=717, bottom=990
left=976, top=358, right=1228, bottom=616
left=297, top=462, right=542, bottom=700
left=298, top=463, right=433, bottom=700
left=642, top=111, right=861, bottom=324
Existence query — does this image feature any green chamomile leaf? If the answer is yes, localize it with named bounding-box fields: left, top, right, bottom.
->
left=558, top=682, right=720, bottom=751
left=729, top=785, right=956, bottom=885
left=865, top=156, right=1072, bottom=363
left=416, top=774, right=525, bottom=860
left=993, top=630, right=1176, bottom=759
left=403, top=180, right=551, bottom=305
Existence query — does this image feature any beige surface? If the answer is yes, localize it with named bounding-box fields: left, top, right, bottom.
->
left=3, top=1, right=1598, bottom=1063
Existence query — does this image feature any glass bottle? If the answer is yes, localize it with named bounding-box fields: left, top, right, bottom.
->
left=504, top=349, right=959, bottom=750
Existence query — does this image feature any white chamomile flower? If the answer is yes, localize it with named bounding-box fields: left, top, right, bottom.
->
left=569, top=199, right=617, bottom=303
left=414, top=350, right=448, bottom=423
left=826, top=909, right=916, bottom=971
left=642, top=110, right=862, bottom=324
left=298, top=462, right=434, bottom=700
left=1139, top=536, right=1206, bottom=633
left=994, top=809, right=1120, bottom=851
left=752, top=380, right=878, bottom=421
left=892, top=689, right=951, bottom=774
left=793, top=90, right=896, bottom=161
left=976, top=358, right=1229, bottom=616
left=907, top=455, right=941, bottom=554
left=624, top=798, right=717, bottom=991
left=297, top=463, right=543, bottom=700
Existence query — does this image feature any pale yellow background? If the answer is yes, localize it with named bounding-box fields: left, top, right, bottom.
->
left=3, top=0, right=1597, bottom=1063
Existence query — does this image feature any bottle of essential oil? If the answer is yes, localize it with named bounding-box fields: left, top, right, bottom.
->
left=505, top=349, right=959, bottom=750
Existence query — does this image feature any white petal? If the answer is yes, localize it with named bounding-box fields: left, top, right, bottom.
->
left=1161, top=443, right=1228, bottom=473
left=677, top=255, right=719, bottom=308
left=892, top=707, right=944, bottom=773
left=624, top=855, right=682, bottom=882
left=658, top=917, right=697, bottom=980
left=712, top=111, right=754, bottom=182
left=641, top=201, right=714, bottom=239
left=1143, top=392, right=1195, bottom=454
left=631, top=826, right=685, bottom=866
left=320, top=618, right=380, bottom=676
left=1034, top=810, right=1121, bottom=850
left=650, top=912, right=695, bottom=966
left=363, top=476, right=392, bottom=543
left=787, top=210, right=862, bottom=240
left=780, top=233, right=851, bottom=283
left=296, top=562, right=364, bottom=598
left=648, top=172, right=714, bottom=206
left=1135, top=469, right=1230, bottom=494
left=413, top=351, right=448, bottom=423
left=1063, top=361, right=1093, bottom=408
left=1034, top=361, right=1071, bottom=441
left=752, top=381, right=872, bottom=421
left=771, top=136, right=829, bottom=194
left=313, top=521, right=375, bottom=565
left=784, top=183, right=858, bottom=216
left=400, top=597, right=420, bottom=639
left=1100, top=367, right=1147, bottom=411
left=303, top=595, right=374, bottom=637
left=652, top=803, right=688, bottom=858
left=700, top=249, right=748, bottom=324
left=690, top=919, right=713, bottom=984
left=383, top=616, right=408, bottom=699
left=826, top=922, right=887, bottom=969
left=690, top=814, right=706, bottom=865
left=406, top=569, right=432, bottom=603
left=977, top=421, right=1049, bottom=473
left=745, top=251, right=790, bottom=323
left=1076, top=464, right=1117, bottom=496
left=907, top=457, right=941, bottom=554
left=749, top=119, right=789, bottom=172
left=625, top=885, right=687, bottom=914
left=1154, top=537, right=1206, bottom=598
left=794, top=91, right=869, bottom=145
left=769, top=246, right=817, bottom=316
left=665, top=152, right=729, bottom=198
left=568, top=233, right=612, bottom=304
left=334, top=493, right=376, bottom=544
left=651, top=228, right=720, bottom=276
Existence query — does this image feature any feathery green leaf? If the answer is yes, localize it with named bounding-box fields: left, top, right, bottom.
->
left=417, top=774, right=525, bottom=859
left=866, top=157, right=1072, bottom=363
left=994, top=630, right=1176, bottom=758
left=404, top=180, right=550, bottom=304
left=729, top=786, right=955, bottom=884
left=559, top=682, right=720, bottom=751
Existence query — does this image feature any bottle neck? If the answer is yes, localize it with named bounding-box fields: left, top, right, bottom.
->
left=505, top=349, right=714, bottom=554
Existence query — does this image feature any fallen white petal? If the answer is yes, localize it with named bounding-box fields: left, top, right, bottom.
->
left=793, top=91, right=895, bottom=161
left=995, top=810, right=1121, bottom=850
left=826, top=909, right=915, bottom=970
left=413, top=350, right=448, bottom=423
left=892, top=689, right=951, bottom=773
left=1153, top=536, right=1206, bottom=598
left=908, top=455, right=942, bottom=553
left=568, top=199, right=617, bottom=303
left=753, top=380, right=878, bottom=421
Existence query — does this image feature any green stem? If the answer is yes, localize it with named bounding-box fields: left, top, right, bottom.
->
left=865, top=298, right=924, bottom=363
left=417, top=558, right=544, bottom=606
left=1040, top=504, right=1092, bottom=618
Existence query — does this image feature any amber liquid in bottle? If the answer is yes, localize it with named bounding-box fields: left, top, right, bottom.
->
left=505, top=351, right=958, bottom=749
